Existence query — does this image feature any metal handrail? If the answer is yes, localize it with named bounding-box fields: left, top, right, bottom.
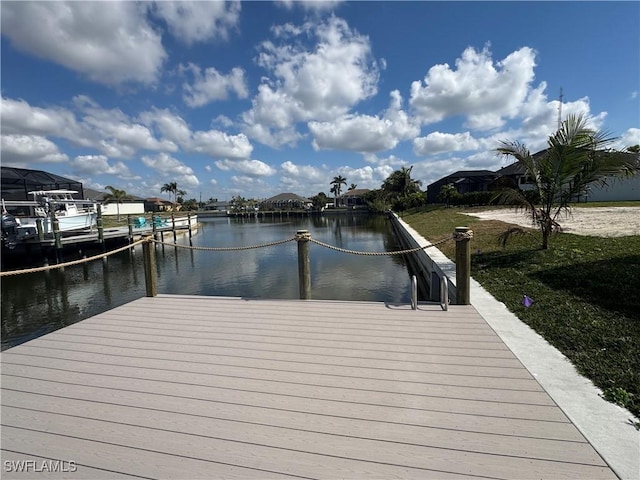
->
left=411, top=275, right=418, bottom=310
left=440, top=276, right=449, bottom=311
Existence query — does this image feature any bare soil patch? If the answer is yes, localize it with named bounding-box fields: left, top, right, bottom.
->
left=464, top=206, right=640, bottom=237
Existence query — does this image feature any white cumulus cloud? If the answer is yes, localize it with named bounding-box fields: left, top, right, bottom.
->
left=70, top=155, right=139, bottom=179
left=181, top=64, right=248, bottom=107
left=190, top=130, right=253, bottom=159
left=215, top=159, right=276, bottom=176
left=151, top=1, right=241, bottom=45
left=413, top=131, right=481, bottom=156
left=410, top=45, right=537, bottom=130
left=243, top=16, right=379, bottom=147
left=1, top=1, right=166, bottom=86
left=1, top=134, right=68, bottom=167
left=309, top=90, right=418, bottom=153
left=141, top=153, right=200, bottom=189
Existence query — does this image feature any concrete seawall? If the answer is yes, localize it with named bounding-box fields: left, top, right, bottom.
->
left=389, top=212, right=458, bottom=303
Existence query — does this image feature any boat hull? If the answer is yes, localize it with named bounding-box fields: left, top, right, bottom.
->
left=17, top=212, right=97, bottom=237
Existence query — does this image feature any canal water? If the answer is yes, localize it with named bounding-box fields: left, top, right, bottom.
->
left=1, top=214, right=414, bottom=350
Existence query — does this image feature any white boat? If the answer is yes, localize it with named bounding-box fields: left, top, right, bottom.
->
left=13, top=190, right=98, bottom=238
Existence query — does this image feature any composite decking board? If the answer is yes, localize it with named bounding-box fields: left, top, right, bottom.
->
left=1, top=452, right=148, bottom=480
left=1, top=369, right=586, bottom=442
left=3, top=349, right=546, bottom=402
left=2, top=351, right=543, bottom=392
left=23, top=333, right=515, bottom=362
left=110, top=296, right=486, bottom=322
left=1, top=352, right=550, bottom=407
left=8, top=341, right=530, bottom=380
left=27, top=336, right=527, bottom=369
left=1, top=428, right=303, bottom=480
left=2, top=407, right=614, bottom=480
left=105, top=301, right=487, bottom=323
left=86, top=312, right=499, bottom=335
left=1, top=295, right=615, bottom=479
left=32, top=326, right=513, bottom=353
left=2, top=358, right=550, bottom=409
left=3, top=388, right=586, bottom=458
left=2, top=357, right=562, bottom=421
left=3, top=392, right=605, bottom=467
left=54, top=310, right=504, bottom=340
left=21, top=330, right=520, bottom=360
left=45, top=323, right=507, bottom=347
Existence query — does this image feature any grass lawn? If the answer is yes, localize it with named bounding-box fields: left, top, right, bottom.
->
left=402, top=206, right=640, bottom=421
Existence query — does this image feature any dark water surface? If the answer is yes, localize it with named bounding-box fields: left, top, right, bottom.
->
left=2, top=214, right=413, bottom=350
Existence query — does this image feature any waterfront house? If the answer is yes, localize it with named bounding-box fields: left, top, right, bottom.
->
left=340, top=188, right=370, bottom=208
left=260, top=193, right=312, bottom=210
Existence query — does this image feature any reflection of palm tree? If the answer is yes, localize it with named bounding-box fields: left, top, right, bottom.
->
left=495, top=113, right=639, bottom=249
left=104, top=185, right=130, bottom=221
left=330, top=175, right=347, bottom=207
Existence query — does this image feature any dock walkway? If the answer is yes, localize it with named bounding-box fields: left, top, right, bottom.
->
left=1, top=295, right=616, bottom=479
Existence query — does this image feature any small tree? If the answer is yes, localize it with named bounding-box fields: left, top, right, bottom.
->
left=103, top=185, right=130, bottom=221
left=437, top=183, right=459, bottom=207
left=495, top=113, right=639, bottom=249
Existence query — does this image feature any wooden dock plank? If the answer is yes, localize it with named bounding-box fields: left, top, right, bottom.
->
left=3, top=386, right=598, bottom=464
left=2, top=406, right=613, bottom=480
left=1, top=295, right=617, bottom=479
left=1, top=365, right=584, bottom=441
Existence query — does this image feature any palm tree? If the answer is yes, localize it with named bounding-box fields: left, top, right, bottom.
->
left=382, top=166, right=422, bottom=198
left=103, top=185, right=130, bottom=221
left=160, top=181, right=178, bottom=203
left=330, top=175, right=347, bottom=207
left=349, top=183, right=357, bottom=191
left=494, top=113, right=639, bottom=249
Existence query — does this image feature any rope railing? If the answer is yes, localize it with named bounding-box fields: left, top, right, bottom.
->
left=151, top=236, right=297, bottom=251
left=1, top=226, right=474, bottom=306
left=149, top=234, right=454, bottom=256
left=0, top=238, right=146, bottom=277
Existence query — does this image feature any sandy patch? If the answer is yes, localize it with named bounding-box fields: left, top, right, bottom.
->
left=463, top=206, right=640, bottom=237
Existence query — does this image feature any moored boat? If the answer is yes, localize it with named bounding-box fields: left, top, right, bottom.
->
left=2, top=190, right=97, bottom=245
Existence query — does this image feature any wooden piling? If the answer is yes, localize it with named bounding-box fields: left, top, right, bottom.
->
left=455, top=226, right=472, bottom=305
left=127, top=215, right=133, bottom=243
left=96, top=205, right=105, bottom=250
left=296, top=230, right=311, bottom=300
left=142, top=236, right=157, bottom=297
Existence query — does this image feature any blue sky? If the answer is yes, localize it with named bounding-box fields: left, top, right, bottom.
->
left=2, top=1, right=639, bottom=202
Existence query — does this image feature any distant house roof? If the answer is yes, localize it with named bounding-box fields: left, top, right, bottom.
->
left=145, top=197, right=174, bottom=205
left=262, top=193, right=311, bottom=203
left=84, top=188, right=145, bottom=202
left=340, top=188, right=370, bottom=197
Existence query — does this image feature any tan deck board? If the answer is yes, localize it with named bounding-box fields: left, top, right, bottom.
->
left=1, top=295, right=616, bottom=479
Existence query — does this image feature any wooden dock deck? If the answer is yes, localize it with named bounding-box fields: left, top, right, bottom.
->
left=1, top=295, right=616, bottom=479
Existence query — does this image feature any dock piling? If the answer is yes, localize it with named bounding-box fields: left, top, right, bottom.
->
left=454, top=226, right=472, bottom=305
left=96, top=205, right=105, bottom=250
left=296, top=230, right=311, bottom=300
left=142, top=235, right=158, bottom=297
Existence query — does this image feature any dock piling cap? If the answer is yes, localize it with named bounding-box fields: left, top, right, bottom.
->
left=295, top=229, right=311, bottom=241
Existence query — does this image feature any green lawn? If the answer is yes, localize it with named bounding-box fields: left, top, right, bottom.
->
left=402, top=206, right=640, bottom=420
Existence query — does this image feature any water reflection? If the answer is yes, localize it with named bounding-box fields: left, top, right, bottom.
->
left=1, top=214, right=412, bottom=350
